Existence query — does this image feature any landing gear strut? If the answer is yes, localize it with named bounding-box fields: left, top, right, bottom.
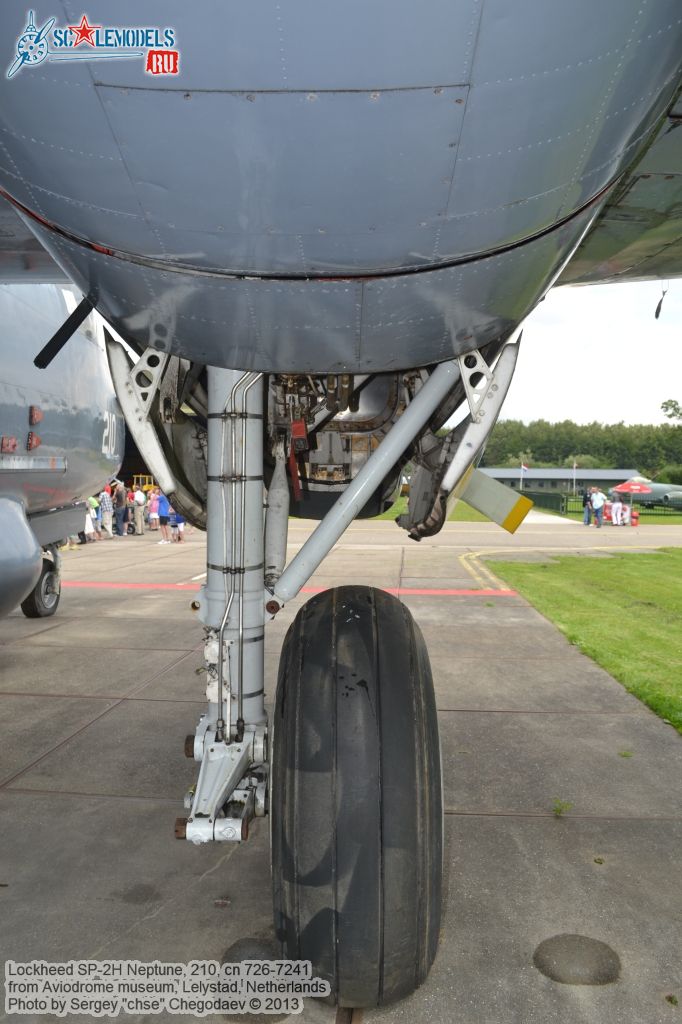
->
left=179, top=369, right=267, bottom=844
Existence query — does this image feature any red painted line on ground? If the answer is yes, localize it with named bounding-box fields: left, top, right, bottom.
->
left=62, top=581, right=517, bottom=597
left=62, top=581, right=199, bottom=591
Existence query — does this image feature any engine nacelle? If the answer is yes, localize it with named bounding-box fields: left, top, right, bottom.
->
left=0, top=498, right=42, bottom=617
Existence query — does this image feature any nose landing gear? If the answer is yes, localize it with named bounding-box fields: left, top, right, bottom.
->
left=165, top=362, right=468, bottom=1006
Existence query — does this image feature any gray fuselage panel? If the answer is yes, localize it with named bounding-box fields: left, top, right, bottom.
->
left=0, top=2, right=681, bottom=370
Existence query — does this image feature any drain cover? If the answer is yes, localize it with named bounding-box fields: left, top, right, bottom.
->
left=533, top=933, right=621, bottom=985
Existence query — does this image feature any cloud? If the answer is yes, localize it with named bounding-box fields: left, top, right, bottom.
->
left=500, top=280, right=682, bottom=425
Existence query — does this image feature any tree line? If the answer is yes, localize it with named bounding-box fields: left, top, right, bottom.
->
left=480, top=418, right=682, bottom=480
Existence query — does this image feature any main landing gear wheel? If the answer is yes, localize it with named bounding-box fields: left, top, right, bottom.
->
left=20, top=557, right=61, bottom=618
left=272, top=585, right=442, bottom=1008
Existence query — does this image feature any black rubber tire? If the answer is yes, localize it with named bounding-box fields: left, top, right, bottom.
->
left=20, top=557, right=61, bottom=618
left=272, top=585, right=442, bottom=1008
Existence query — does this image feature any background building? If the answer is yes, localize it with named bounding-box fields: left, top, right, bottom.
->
left=480, top=468, right=640, bottom=493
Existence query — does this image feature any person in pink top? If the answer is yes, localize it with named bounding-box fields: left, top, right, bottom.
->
left=147, top=488, right=160, bottom=531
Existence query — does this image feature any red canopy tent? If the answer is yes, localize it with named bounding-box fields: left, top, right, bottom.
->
left=612, top=481, right=652, bottom=495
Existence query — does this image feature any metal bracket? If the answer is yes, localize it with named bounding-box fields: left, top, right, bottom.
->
left=398, top=340, right=522, bottom=539
left=191, top=713, right=212, bottom=761
left=443, top=340, right=521, bottom=494
left=183, top=723, right=267, bottom=844
left=128, top=347, right=169, bottom=419
left=457, top=348, right=496, bottom=424
left=203, top=631, right=231, bottom=737
left=105, top=334, right=205, bottom=524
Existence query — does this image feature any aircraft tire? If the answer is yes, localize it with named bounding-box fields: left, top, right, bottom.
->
left=271, top=585, right=442, bottom=1007
left=20, top=557, right=61, bottom=618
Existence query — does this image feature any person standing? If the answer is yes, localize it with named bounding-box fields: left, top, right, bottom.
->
left=83, top=508, right=96, bottom=542
left=582, top=490, right=592, bottom=526
left=87, top=495, right=103, bottom=540
left=125, top=486, right=135, bottom=534
left=133, top=485, right=146, bottom=535
left=168, top=506, right=186, bottom=542
left=99, top=487, right=114, bottom=538
left=113, top=483, right=128, bottom=538
left=591, top=486, right=607, bottom=528
left=157, top=490, right=171, bottom=544
left=611, top=493, right=623, bottom=526
left=147, top=488, right=160, bottom=531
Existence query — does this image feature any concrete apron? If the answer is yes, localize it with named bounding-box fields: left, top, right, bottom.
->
left=0, top=522, right=680, bottom=1024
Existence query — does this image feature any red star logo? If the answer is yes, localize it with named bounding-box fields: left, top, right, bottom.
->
left=69, top=14, right=101, bottom=47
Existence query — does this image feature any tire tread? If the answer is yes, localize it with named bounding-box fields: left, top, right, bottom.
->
left=272, top=585, right=442, bottom=1007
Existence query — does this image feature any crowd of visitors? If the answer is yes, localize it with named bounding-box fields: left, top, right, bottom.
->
left=67, top=483, right=188, bottom=547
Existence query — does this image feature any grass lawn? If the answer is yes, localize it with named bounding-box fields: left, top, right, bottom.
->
left=372, top=496, right=488, bottom=522
left=486, top=547, right=682, bottom=734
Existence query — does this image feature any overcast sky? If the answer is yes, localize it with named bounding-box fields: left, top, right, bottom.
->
left=500, top=280, right=682, bottom=426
